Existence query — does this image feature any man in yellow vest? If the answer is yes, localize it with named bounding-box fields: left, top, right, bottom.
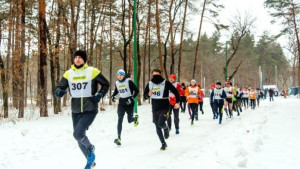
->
left=56, top=50, right=109, bottom=169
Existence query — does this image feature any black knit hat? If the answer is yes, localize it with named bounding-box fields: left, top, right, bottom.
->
left=216, top=82, right=222, bottom=85
left=74, top=50, right=87, bottom=63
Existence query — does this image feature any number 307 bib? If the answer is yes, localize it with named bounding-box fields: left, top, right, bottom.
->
left=68, top=67, right=93, bottom=98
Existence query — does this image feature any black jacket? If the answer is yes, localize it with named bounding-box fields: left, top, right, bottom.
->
left=144, top=75, right=180, bottom=111
left=210, top=87, right=227, bottom=104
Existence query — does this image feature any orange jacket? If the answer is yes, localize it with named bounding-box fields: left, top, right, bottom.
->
left=185, top=85, right=203, bottom=104
left=249, top=91, right=256, bottom=100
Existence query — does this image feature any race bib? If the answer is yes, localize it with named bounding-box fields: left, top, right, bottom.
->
left=116, top=78, right=132, bottom=98
left=188, top=87, right=198, bottom=98
left=149, top=80, right=166, bottom=99
left=68, top=67, right=93, bottom=98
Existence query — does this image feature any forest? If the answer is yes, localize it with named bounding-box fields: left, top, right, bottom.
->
left=0, top=0, right=299, bottom=118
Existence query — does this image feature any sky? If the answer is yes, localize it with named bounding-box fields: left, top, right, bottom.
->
left=189, top=0, right=285, bottom=46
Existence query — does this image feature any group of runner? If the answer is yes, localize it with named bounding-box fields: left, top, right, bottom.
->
left=111, top=69, right=267, bottom=151
left=55, top=50, right=267, bottom=169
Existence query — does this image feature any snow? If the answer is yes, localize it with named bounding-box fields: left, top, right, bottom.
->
left=1, top=97, right=300, bottom=169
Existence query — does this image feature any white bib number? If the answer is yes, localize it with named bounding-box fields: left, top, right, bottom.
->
left=68, top=67, right=93, bottom=98
left=149, top=80, right=166, bottom=99
left=188, top=87, right=198, bottom=98
left=116, top=78, right=132, bottom=98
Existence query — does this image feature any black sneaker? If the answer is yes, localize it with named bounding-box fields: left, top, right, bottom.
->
left=114, top=138, right=121, bottom=145
left=160, top=142, right=168, bottom=151
left=163, top=126, right=170, bottom=139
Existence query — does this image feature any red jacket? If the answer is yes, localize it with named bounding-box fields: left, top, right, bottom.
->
left=169, top=82, right=183, bottom=106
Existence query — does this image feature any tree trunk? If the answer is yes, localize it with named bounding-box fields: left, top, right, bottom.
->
left=98, top=31, right=104, bottom=71
left=38, top=0, right=48, bottom=117
left=18, top=0, right=26, bottom=118
left=148, top=15, right=151, bottom=104
left=84, top=0, right=87, bottom=51
left=168, top=0, right=175, bottom=75
left=120, top=0, right=133, bottom=73
left=12, top=0, right=20, bottom=109
left=291, top=4, right=300, bottom=87
left=128, top=1, right=132, bottom=75
left=89, top=0, right=96, bottom=66
left=193, top=0, right=207, bottom=79
left=69, top=0, right=81, bottom=61
left=178, top=0, right=188, bottom=82
left=109, top=2, right=113, bottom=106
left=55, top=0, right=63, bottom=113
left=0, top=22, right=9, bottom=118
left=6, top=0, right=13, bottom=94
left=155, top=0, right=163, bottom=73
left=136, top=0, right=142, bottom=106
left=0, top=57, right=8, bottom=118
left=143, top=0, right=151, bottom=101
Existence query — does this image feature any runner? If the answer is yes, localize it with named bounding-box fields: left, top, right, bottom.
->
left=249, top=88, right=256, bottom=110
left=242, top=86, right=249, bottom=110
left=185, top=79, right=203, bottom=125
left=180, top=83, right=187, bottom=113
left=197, top=83, right=205, bottom=115
left=144, top=69, right=180, bottom=151
left=223, top=81, right=236, bottom=118
left=234, top=84, right=243, bottom=116
left=167, top=74, right=183, bottom=134
left=209, top=83, right=216, bottom=119
left=111, top=69, right=139, bottom=146
left=55, top=50, right=109, bottom=169
left=210, top=82, right=227, bottom=124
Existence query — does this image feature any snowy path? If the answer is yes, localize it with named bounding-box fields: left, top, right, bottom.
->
left=1, top=97, right=299, bottom=169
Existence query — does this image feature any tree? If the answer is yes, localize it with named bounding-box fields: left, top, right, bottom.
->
left=178, top=0, right=188, bottom=82
left=38, top=0, right=48, bottom=117
left=155, top=0, right=163, bottom=73
left=224, top=13, right=255, bottom=81
left=193, top=0, right=224, bottom=80
left=0, top=16, right=9, bottom=118
left=265, top=0, right=300, bottom=86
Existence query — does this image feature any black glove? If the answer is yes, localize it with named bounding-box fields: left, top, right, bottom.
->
left=112, top=96, right=116, bottom=103
left=92, top=93, right=103, bottom=104
left=126, top=97, right=134, bottom=105
left=55, top=89, right=66, bottom=97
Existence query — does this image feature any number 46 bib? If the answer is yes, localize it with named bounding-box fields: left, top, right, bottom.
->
left=68, top=67, right=93, bottom=98
left=149, top=80, right=166, bottom=99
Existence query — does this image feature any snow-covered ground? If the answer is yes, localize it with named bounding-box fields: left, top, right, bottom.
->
left=1, top=97, right=299, bottom=169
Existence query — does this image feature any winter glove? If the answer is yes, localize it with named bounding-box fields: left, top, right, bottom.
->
left=92, top=93, right=104, bottom=104
left=126, top=97, right=134, bottom=105
left=55, top=88, right=66, bottom=97
left=112, top=96, right=116, bottom=103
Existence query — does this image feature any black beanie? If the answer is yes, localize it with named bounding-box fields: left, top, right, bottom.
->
left=216, top=82, right=222, bottom=85
left=74, top=50, right=87, bottom=63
